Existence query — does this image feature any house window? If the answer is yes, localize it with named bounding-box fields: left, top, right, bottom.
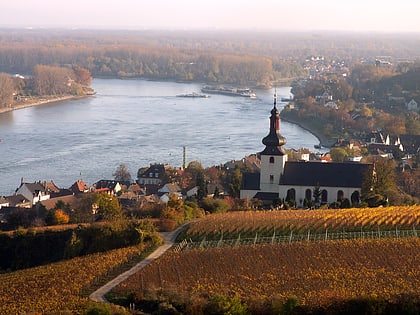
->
left=149, top=173, right=153, bottom=177
left=269, top=175, right=274, bottom=183
left=155, top=173, right=159, bottom=178
left=269, top=156, right=275, bottom=163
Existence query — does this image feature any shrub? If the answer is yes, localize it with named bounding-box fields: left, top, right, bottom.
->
left=205, top=294, right=250, bottom=315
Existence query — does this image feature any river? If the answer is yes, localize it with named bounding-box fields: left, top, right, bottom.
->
left=0, top=79, right=320, bottom=196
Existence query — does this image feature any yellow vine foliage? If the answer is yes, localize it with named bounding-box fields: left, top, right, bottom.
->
left=0, top=246, right=141, bottom=315
left=185, top=206, right=420, bottom=239
left=114, top=238, right=420, bottom=308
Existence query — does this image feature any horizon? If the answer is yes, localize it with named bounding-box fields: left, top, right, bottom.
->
left=2, top=0, right=420, bottom=34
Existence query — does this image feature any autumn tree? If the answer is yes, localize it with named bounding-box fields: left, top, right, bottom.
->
left=32, top=64, right=75, bottom=95
left=0, top=73, right=15, bottom=108
left=54, top=209, right=70, bottom=224
left=113, top=163, right=132, bottom=182
left=73, top=67, right=92, bottom=86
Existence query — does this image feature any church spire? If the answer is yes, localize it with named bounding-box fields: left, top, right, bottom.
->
left=261, top=90, right=287, bottom=155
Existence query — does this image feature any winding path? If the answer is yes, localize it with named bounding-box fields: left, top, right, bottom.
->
left=89, top=225, right=186, bottom=303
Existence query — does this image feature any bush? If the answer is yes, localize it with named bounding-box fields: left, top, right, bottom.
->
left=200, top=197, right=231, bottom=214
left=84, top=302, right=129, bottom=315
left=205, top=294, right=250, bottom=315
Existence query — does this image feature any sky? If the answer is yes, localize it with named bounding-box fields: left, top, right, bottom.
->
left=1, top=0, right=419, bottom=33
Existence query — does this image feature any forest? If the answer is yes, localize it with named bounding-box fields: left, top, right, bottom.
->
left=1, top=29, right=420, bottom=111
left=1, top=29, right=420, bottom=86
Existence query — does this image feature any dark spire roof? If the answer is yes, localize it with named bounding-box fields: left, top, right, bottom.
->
left=261, top=90, right=287, bottom=155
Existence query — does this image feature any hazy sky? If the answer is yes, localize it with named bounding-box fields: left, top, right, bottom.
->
left=1, top=0, right=419, bottom=33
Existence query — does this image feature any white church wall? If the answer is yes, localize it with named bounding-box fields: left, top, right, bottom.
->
left=279, top=185, right=361, bottom=206
left=260, top=154, right=287, bottom=192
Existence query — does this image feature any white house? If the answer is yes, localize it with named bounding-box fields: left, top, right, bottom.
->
left=240, top=93, right=371, bottom=207
left=15, top=181, right=51, bottom=205
left=0, top=197, right=9, bottom=209
left=324, top=101, right=338, bottom=109
left=407, top=99, right=418, bottom=111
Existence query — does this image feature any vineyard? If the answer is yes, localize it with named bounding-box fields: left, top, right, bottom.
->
left=181, top=206, right=420, bottom=241
left=112, top=238, right=420, bottom=313
left=0, top=244, right=152, bottom=315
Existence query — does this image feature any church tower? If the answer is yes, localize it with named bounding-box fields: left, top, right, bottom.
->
left=259, top=91, right=287, bottom=193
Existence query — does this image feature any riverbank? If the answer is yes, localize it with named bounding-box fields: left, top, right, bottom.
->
left=0, top=95, right=90, bottom=115
left=280, top=111, right=333, bottom=147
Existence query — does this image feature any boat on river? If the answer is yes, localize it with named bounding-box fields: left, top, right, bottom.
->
left=201, top=86, right=257, bottom=98
left=281, top=96, right=293, bottom=102
left=176, top=92, right=209, bottom=98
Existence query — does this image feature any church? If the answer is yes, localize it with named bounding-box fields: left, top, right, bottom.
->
left=240, top=93, right=371, bottom=207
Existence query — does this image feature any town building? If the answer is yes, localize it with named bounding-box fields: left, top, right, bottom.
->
left=15, top=181, right=52, bottom=205
left=240, top=93, right=371, bottom=207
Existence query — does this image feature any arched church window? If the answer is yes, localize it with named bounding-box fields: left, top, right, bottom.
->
left=269, top=156, right=275, bottom=163
left=270, top=175, right=274, bottom=183
left=305, top=189, right=312, bottom=200
left=321, top=190, right=328, bottom=203
left=351, top=191, right=360, bottom=205
left=286, top=188, right=296, bottom=203
left=337, top=190, right=344, bottom=201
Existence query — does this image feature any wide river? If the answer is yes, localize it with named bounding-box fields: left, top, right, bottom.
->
left=0, top=79, right=320, bottom=196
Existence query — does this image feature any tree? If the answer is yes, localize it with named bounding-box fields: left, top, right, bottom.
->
left=313, top=184, right=321, bottom=207
left=73, top=67, right=92, bottom=86
left=32, top=64, right=74, bottom=95
left=330, top=147, right=348, bottom=162
left=113, top=163, right=131, bottom=182
left=229, top=166, right=242, bottom=198
left=96, top=192, right=122, bottom=221
left=72, top=193, right=98, bottom=223
left=0, top=73, right=15, bottom=108
left=54, top=209, right=70, bottom=225
left=196, top=171, right=207, bottom=201
left=362, top=158, right=398, bottom=206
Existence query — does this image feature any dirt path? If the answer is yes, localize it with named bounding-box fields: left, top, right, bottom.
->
left=89, top=224, right=187, bottom=303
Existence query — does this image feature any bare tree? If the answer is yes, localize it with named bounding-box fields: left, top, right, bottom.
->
left=113, top=163, right=132, bottom=182
left=32, top=65, right=75, bottom=95
left=0, top=73, right=15, bottom=108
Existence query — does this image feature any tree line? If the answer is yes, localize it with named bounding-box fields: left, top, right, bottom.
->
left=2, top=29, right=420, bottom=87
left=0, top=65, right=92, bottom=109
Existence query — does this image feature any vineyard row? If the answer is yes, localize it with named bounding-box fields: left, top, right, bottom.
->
left=175, top=226, right=419, bottom=251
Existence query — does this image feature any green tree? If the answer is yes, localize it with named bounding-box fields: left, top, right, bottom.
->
left=196, top=171, right=208, bottom=201
left=229, top=166, right=242, bottom=198
left=200, top=197, right=231, bottom=213
left=330, top=147, right=348, bottom=162
left=205, top=294, right=250, bottom=315
left=313, top=184, right=321, bottom=207
left=362, top=159, right=398, bottom=206
left=96, top=192, right=122, bottom=221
